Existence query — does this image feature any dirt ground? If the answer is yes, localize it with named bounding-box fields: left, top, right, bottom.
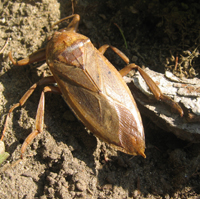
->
left=0, top=0, right=200, bottom=198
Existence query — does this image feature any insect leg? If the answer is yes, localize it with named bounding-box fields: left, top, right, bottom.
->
left=51, top=14, right=80, bottom=32
left=20, top=85, right=61, bottom=158
left=120, top=64, right=184, bottom=117
left=1, top=76, right=56, bottom=141
left=8, top=48, right=46, bottom=66
left=98, top=45, right=130, bottom=64
left=98, top=44, right=109, bottom=54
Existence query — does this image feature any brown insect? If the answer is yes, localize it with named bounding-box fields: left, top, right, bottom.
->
left=1, top=14, right=183, bottom=158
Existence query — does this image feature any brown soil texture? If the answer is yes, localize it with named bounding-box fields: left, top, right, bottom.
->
left=0, top=0, right=200, bottom=198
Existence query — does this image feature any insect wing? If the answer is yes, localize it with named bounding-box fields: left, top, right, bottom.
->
left=48, top=34, right=145, bottom=156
